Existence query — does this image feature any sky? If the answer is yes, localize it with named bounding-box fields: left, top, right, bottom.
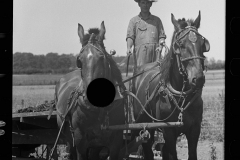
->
left=13, top=0, right=225, bottom=61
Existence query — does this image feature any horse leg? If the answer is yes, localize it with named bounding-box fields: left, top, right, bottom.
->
left=73, top=127, right=86, bottom=160
left=57, top=115, right=72, bottom=159
left=142, top=142, right=154, bottom=160
left=162, top=140, right=169, bottom=160
left=141, top=130, right=155, bottom=160
left=63, top=141, right=77, bottom=160
left=185, top=124, right=201, bottom=160
left=162, top=129, right=178, bottom=160
left=62, top=128, right=78, bottom=160
left=109, top=131, right=123, bottom=160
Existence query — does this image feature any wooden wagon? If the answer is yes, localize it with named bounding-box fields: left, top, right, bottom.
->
left=12, top=111, right=63, bottom=160
left=12, top=106, right=183, bottom=160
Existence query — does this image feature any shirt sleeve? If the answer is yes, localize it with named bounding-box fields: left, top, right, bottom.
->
left=157, top=18, right=166, bottom=40
left=126, top=18, right=136, bottom=41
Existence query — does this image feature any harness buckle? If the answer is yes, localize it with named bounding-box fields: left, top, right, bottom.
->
left=178, top=112, right=183, bottom=124
left=139, top=129, right=150, bottom=143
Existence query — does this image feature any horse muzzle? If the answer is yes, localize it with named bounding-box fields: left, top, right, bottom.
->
left=191, top=75, right=205, bottom=89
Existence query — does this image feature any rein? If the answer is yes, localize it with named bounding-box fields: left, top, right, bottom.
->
left=115, top=59, right=162, bottom=88
left=49, top=86, right=83, bottom=160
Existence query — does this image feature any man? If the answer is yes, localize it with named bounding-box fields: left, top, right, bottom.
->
left=126, top=0, right=166, bottom=155
left=126, top=0, right=166, bottom=74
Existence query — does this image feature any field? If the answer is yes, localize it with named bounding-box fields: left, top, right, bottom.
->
left=12, top=69, right=224, bottom=86
left=12, top=70, right=224, bottom=111
left=12, top=70, right=224, bottom=160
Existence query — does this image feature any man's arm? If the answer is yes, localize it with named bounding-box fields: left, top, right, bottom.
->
left=126, top=18, right=136, bottom=55
left=157, top=18, right=166, bottom=45
left=127, top=38, right=134, bottom=55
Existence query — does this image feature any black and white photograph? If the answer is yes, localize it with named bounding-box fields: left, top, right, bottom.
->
left=12, top=0, right=224, bottom=160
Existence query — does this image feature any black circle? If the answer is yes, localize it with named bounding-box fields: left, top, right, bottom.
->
left=86, top=78, right=116, bottom=108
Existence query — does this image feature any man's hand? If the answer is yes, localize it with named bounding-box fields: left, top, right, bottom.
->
left=156, top=39, right=166, bottom=54
left=159, top=38, right=166, bottom=46
left=126, top=48, right=132, bottom=56
left=155, top=45, right=163, bottom=53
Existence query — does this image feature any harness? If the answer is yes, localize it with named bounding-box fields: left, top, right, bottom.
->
left=49, top=33, right=126, bottom=160
left=130, top=25, right=207, bottom=125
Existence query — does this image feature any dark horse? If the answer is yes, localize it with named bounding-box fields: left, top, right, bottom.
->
left=54, top=21, right=126, bottom=160
left=131, top=11, right=210, bottom=160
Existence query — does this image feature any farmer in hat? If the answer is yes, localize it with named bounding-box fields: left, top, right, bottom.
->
left=126, top=0, right=166, bottom=75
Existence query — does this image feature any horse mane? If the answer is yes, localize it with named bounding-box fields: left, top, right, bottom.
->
left=160, top=18, right=197, bottom=83
left=81, top=27, right=122, bottom=83
left=82, top=28, right=106, bottom=47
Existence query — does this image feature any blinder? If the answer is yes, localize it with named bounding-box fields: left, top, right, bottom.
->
left=202, top=37, right=210, bottom=52
left=172, top=26, right=208, bottom=78
left=76, top=55, right=82, bottom=69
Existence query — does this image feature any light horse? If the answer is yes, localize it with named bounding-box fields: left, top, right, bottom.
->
left=131, top=11, right=210, bottom=160
left=54, top=21, right=126, bottom=160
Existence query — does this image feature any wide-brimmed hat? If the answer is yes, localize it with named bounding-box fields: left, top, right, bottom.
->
left=134, top=0, right=158, bottom=3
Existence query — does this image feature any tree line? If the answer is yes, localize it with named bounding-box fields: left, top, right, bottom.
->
left=13, top=52, right=224, bottom=74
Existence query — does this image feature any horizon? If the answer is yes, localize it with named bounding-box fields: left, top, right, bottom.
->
left=13, top=0, right=225, bottom=61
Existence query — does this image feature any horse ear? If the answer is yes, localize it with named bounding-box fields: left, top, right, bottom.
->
left=193, top=11, right=201, bottom=29
left=171, top=13, right=180, bottom=31
left=78, top=23, right=84, bottom=44
left=202, top=37, right=210, bottom=52
left=99, top=21, right=106, bottom=41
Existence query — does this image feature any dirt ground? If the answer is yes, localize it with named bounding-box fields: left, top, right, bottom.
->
left=176, top=140, right=224, bottom=160
left=55, top=140, right=223, bottom=160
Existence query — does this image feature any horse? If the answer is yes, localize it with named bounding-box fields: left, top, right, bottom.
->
left=131, top=11, right=210, bottom=160
left=54, top=21, right=127, bottom=160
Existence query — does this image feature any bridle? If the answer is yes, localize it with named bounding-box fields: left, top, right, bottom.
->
left=77, top=33, right=112, bottom=100
left=79, top=33, right=112, bottom=79
left=170, top=26, right=206, bottom=96
left=173, top=26, right=206, bottom=81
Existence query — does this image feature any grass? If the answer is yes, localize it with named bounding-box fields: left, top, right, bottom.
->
left=12, top=69, right=224, bottom=86
left=209, top=142, right=217, bottom=160
left=176, top=140, right=223, bottom=160
left=13, top=74, right=63, bottom=86
left=12, top=85, right=55, bottom=113
left=200, top=90, right=224, bottom=142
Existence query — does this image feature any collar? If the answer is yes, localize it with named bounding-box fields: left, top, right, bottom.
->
left=138, top=12, right=153, bottom=20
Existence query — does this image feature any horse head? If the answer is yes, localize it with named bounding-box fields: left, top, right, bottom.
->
left=170, top=11, right=210, bottom=91
left=76, top=21, right=112, bottom=104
